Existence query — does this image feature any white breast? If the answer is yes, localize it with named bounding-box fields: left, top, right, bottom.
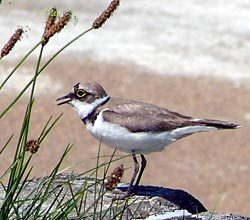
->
left=86, top=111, right=176, bottom=154
left=86, top=111, right=217, bottom=154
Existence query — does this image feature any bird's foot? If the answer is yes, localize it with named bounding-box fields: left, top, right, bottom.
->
left=107, top=187, right=136, bottom=200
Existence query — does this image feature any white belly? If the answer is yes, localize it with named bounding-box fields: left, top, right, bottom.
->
left=86, top=112, right=216, bottom=154
left=86, top=112, right=176, bottom=154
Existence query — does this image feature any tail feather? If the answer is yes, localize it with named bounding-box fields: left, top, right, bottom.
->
left=193, top=119, right=241, bottom=129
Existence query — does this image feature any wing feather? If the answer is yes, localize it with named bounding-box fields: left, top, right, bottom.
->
left=102, top=101, right=193, bottom=133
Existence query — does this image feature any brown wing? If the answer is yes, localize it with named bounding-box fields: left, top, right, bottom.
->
left=101, top=99, right=193, bottom=133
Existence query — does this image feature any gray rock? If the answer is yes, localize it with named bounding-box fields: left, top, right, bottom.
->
left=0, top=173, right=249, bottom=220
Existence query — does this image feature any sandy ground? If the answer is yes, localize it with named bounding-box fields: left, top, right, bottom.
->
left=0, top=56, right=249, bottom=215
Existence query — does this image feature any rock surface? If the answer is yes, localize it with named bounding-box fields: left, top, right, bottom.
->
left=0, top=173, right=249, bottom=219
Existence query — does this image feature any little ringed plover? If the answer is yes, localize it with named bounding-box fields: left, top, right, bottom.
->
left=57, top=82, right=240, bottom=196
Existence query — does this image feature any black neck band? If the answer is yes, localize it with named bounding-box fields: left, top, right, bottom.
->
left=82, top=96, right=110, bottom=124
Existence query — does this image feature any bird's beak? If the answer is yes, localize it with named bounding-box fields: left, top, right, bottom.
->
left=56, top=93, right=72, bottom=105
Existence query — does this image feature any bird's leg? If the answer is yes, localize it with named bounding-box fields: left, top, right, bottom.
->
left=134, top=154, right=147, bottom=187
left=126, top=154, right=139, bottom=196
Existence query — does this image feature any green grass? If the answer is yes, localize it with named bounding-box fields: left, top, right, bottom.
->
left=0, top=3, right=140, bottom=219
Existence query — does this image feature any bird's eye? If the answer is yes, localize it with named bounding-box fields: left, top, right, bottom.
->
left=76, top=89, right=86, bottom=98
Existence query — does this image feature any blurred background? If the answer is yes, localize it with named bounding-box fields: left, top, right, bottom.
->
left=0, top=0, right=249, bottom=215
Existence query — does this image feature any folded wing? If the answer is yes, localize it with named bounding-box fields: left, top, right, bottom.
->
left=102, top=100, right=239, bottom=133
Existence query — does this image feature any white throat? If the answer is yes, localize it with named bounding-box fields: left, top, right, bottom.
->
left=69, top=96, right=109, bottom=120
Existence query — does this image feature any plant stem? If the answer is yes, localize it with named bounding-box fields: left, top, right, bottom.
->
left=39, top=27, right=93, bottom=73
left=0, top=28, right=92, bottom=119
left=0, top=42, right=41, bottom=91
left=25, top=45, right=45, bottom=140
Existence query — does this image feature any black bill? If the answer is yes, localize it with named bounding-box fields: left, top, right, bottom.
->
left=56, top=93, right=72, bottom=105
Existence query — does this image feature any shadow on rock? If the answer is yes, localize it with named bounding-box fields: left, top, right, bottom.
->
left=117, top=185, right=207, bottom=214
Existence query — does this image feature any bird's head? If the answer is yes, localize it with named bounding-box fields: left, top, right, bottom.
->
left=56, top=82, right=110, bottom=120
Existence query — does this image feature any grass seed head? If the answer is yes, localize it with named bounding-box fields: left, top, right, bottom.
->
left=104, top=164, right=124, bottom=191
left=42, top=10, right=72, bottom=46
left=92, top=0, right=120, bottom=29
left=42, top=7, right=58, bottom=45
left=25, top=139, right=40, bottom=154
left=0, top=28, right=23, bottom=59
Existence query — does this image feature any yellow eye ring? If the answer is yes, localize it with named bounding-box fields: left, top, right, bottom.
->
left=76, top=89, right=86, bottom=98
